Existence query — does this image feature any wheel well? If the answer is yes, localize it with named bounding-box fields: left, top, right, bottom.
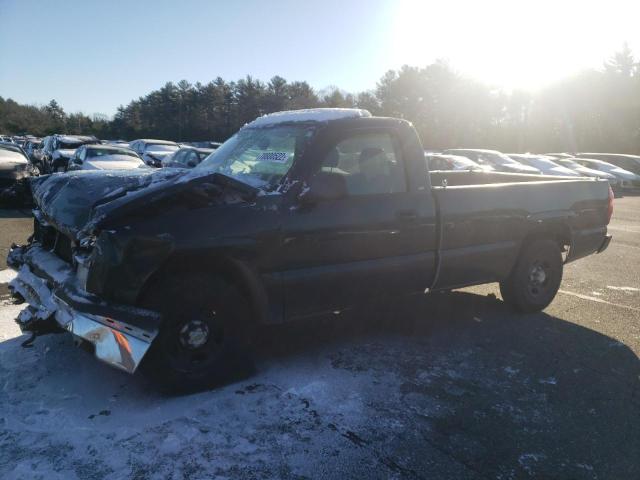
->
left=522, top=222, right=572, bottom=257
left=137, top=253, right=270, bottom=325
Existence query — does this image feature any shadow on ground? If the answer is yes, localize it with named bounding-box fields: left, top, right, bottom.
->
left=0, top=208, right=31, bottom=219
left=0, top=291, right=638, bottom=479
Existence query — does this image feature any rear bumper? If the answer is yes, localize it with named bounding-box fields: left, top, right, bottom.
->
left=8, top=243, right=159, bottom=373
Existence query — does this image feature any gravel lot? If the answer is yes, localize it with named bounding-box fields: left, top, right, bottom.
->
left=0, top=196, right=638, bottom=479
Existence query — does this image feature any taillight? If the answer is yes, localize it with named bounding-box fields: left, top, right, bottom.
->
left=607, top=185, right=614, bottom=224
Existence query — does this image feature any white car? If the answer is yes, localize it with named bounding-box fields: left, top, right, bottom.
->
left=552, top=158, right=620, bottom=187
left=67, top=144, right=148, bottom=171
left=129, top=139, right=180, bottom=167
left=573, top=157, right=640, bottom=189
left=425, top=153, right=493, bottom=171
left=508, top=154, right=580, bottom=177
left=443, top=149, right=541, bottom=174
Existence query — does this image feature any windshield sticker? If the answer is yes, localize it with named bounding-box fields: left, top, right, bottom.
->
left=256, top=152, right=289, bottom=163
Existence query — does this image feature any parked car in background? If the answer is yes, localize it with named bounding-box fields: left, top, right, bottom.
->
left=11, top=136, right=27, bottom=147
left=574, top=153, right=640, bottom=176
left=573, top=158, right=640, bottom=189
left=0, top=142, right=38, bottom=206
left=0, top=135, right=12, bottom=143
left=41, top=134, right=100, bottom=173
left=67, top=144, right=147, bottom=171
left=129, top=139, right=180, bottom=167
left=425, top=153, right=491, bottom=172
left=23, top=139, right=43, bottom=163
left=552, top=158, right=620, bottom=188
left=162, top=146, right=214, bottom=169
left=443, top=149, right=541, bottom=174
left=507, top=154, right=580, bottom=177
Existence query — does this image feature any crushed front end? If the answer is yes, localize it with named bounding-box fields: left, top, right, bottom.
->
left=7, top=212, right=160, bottom=373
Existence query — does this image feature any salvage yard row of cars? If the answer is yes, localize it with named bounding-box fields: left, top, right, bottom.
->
left=3, top=132, right=640, bottom=196
left=0, top=134, right=221, bottom=173
left=2, top=108, right=619, bottom=391
left=427, top=149, right=640, bottom=191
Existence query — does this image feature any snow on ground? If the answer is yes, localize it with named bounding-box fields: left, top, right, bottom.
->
left=0, top=269, right=16, bottom=284
left=0, top=282, right=638, bottom=479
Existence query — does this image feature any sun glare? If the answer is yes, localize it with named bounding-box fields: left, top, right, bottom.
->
left=390, top=0, right=640, bottom=90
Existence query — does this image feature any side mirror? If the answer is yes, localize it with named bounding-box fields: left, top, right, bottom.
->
left=299, top=172, right=348, bottom=204
left=187, top=160, right=197, bottom=168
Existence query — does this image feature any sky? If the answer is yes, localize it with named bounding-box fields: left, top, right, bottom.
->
left=1, top=0, right=639, bottom=117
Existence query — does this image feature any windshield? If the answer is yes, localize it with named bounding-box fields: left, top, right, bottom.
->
left=559, top=159, right=582, bottom=169
left=582, top=160, right=615, bottom=172
left=477, top=151, right=518, bottom=166
left=517, top=156, right=559, bottom=169
left=449, top=156, right=481, bottom=169
left=196, top=125, right=316, bottom=188
left=145, top=144, right=178, bottom=152
left=87, top=148, right=139, bottom=159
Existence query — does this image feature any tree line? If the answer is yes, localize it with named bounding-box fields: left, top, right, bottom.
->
left=2, top=45, right=639, bottom=153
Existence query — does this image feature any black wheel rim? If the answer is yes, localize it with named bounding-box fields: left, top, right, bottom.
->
left=163, top=311, right=227, bottom=373
left=527, top=260, right=550, bottom=297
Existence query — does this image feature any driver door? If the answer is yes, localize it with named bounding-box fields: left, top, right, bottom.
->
left=279, top=128, right=437, bottom=319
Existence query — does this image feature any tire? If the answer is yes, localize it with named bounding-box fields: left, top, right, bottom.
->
left=499, top=239, right=563, bottom=313
left=140, top=274, right=255, bottom=392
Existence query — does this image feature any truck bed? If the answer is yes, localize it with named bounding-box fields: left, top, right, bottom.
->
left=430, top=173, right=610, bottom=289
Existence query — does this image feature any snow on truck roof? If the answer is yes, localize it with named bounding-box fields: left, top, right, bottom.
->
left=247, top=108, right=371, bottom=128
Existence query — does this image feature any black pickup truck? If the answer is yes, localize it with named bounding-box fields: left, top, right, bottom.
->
left=8, top=109, right=613, bottom=390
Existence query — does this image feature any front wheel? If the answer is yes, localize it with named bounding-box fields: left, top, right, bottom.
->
left=499, top=239, right=563, bottom=313
left=140, top=274, right=255, bottom=392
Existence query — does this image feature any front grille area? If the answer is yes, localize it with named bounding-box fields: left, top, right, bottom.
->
left=33, top=218, right=73, bottom=264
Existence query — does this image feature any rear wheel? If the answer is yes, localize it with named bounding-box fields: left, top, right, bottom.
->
left=140, top=274, right=255, bottom=392
left=499, top=239, right=563, bottom=313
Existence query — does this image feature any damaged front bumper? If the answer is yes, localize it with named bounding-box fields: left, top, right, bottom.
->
left=8, top=243, right=160, bottom=373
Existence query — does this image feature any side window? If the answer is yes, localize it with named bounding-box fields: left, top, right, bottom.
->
left=78, top=147, right=86, bottom=161
left=319, top=132, right=406, bottom=196
left=184, top=151, right=199, bottom=166
left=171, top=150, right=184, bottom=164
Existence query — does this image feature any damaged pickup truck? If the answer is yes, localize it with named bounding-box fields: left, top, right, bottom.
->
left=8, top=108, right=613, bottom=390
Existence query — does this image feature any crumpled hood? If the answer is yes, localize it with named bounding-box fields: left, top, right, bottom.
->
left=30, top=168, right=259, bottom=239
left=31, top=169, right=185, bottom=238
